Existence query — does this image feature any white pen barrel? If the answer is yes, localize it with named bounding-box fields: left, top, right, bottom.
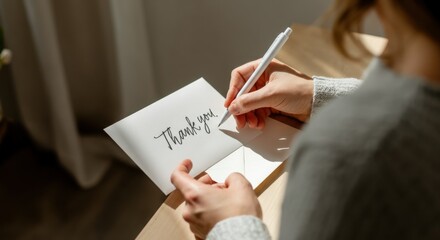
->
left=237, top=30, right=291, bottom=96
left=217, top=27, right=292, bottom=127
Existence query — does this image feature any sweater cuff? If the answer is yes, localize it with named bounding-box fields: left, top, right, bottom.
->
left=312, top=76, right=362, bottom=115
left=207, top=215, right=271, bottom=240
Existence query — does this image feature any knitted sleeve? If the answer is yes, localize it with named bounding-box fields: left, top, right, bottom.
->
left=312, top=76, right=361, bottom=115
left=207, top=216, right=271, bottom=240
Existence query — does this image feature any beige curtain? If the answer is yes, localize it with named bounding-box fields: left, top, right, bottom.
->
left=0, top=0, right=156, bottom=188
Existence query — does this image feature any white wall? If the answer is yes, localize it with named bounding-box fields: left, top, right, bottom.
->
left=142, top=0, right=383, bottom=97
left=0, top=0, right=384, bottom=121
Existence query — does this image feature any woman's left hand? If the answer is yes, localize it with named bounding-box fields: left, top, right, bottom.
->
left=171, top=159, right=262, bottom=239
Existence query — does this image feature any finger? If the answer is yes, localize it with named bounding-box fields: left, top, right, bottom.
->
left=228, top=87, right=273, bottom=115
left=170, top=160, right=202, bottom=198
left=225, top=85, right=240, bottom=108
left=197, top=173, right=216, bottom=185
left=213, top=182, right=226, bottom=189
left=254, top=108, right=267, bottom=129
left=245, top=111, right=258, bottom=129
left=265, top=108, right=272, bottom=117
left=182, top=204, right=196, bottom=223
left=225, top=172, right=253, bottom=190
left=225, top=60, right=261, bottom=107
left=255, top=75, right=267, bottom=89
left=234, top=114, right=247, bottom=129
left=225, top=72, right=246, bottom=107
left=230, top=80, right=264, bottom=107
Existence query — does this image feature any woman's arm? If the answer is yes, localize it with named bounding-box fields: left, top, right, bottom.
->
left=225, top=59, right=361, bottom=128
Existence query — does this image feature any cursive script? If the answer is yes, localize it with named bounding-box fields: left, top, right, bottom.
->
left=153, top=108, right=218, bottom=150
left=197, top=108, right=218, bottom=134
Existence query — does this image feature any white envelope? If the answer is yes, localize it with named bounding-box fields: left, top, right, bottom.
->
left=208, top=116, right=299, bottom=188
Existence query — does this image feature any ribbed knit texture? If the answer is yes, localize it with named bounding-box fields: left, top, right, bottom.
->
left=312, top=76, right=361, bottom=114
left=207, top=216, right=271, bottom=240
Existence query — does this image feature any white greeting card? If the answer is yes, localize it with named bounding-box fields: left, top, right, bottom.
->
left=105, top=78, right=298, bottom=194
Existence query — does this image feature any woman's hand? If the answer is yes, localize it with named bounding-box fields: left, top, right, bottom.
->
left=171, top=159, right=262, bottom=239
left=225, top=59, right=314, bottom=129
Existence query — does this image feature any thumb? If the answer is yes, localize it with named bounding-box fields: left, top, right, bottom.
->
left=225, top=172, right=253, bottom=190
left=171, top=159, right=202, bottom=197
left=228, top=87, right=274, bottom=115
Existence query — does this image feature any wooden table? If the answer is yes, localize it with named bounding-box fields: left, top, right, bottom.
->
left=136, top=23, right=387, bottom=240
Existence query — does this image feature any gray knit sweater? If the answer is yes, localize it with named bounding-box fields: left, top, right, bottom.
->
left=207, top=58, right=440, bottom=239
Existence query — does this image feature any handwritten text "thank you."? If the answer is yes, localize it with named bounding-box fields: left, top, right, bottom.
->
left=153, top=108, right=218, bottom=150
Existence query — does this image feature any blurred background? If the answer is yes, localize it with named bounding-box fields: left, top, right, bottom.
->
left=0, top=0, right=382, bottom=239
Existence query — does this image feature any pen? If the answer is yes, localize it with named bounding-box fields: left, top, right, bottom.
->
left=218, top=27, right=293, bottom=127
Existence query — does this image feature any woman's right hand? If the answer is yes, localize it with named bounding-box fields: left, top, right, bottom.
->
left=225, top=59, right=314, bottom=129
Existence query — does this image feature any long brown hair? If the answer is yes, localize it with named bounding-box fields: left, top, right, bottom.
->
left=327, top=0, right=440, bottom=60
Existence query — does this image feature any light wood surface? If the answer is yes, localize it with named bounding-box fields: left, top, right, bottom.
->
left=136, top=23, right=387, bottom=240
